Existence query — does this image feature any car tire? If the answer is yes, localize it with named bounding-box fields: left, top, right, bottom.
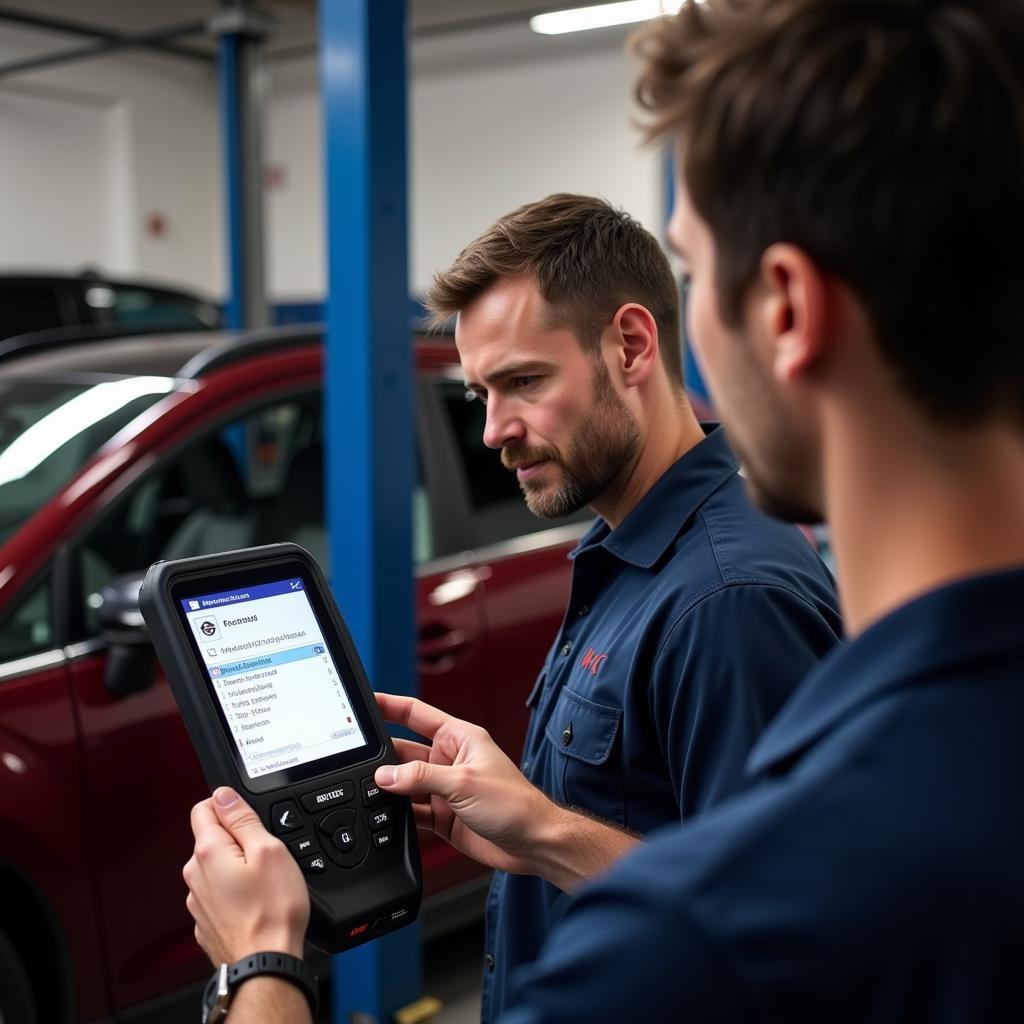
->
left=0, top=929, right=36, bottom=1024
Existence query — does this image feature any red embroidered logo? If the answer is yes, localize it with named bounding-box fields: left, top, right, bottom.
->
left=579, top=648, right=608, bottom=676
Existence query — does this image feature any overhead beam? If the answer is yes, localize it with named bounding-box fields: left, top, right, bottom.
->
left=0, top=7, right=211, bottom=68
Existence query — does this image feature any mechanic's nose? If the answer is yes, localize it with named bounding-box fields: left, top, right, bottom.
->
left=482, top=399, right=525, bottom=450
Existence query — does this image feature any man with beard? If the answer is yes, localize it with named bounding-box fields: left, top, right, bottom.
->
left=419, top=193, right=840, bottom=1023
left=181, top=192, right=840, bottom=1021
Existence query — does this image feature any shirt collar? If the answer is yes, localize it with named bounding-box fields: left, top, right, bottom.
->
left=570, top=425, right=740, bottom=569
left=747, top=565, right=1024, bottom=775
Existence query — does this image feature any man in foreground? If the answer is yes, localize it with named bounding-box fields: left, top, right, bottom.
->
left=184, top=0, right=1024, bottom=1019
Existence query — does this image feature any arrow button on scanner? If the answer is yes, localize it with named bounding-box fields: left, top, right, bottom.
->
left=270, top=800, right=303, bottom=835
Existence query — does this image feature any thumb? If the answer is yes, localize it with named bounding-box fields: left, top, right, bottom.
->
left=376, top=761, right=456, bottom=800
left=210, top=787, right=269, bottom=850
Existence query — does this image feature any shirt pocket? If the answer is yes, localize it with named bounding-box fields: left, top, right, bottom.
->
left=544, top=686, right=624, bottom=823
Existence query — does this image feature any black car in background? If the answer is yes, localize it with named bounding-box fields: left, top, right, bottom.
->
left=0, top=272, right=221, bottom=357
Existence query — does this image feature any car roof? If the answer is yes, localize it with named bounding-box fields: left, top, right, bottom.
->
left=0, top=330, right=239, bottom=380
left=0, top=324, right=457, bottom=382
left=0, top=270, right=214, bottom=299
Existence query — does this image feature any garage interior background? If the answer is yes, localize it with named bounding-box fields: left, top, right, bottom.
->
left=0, top=0, right=667, bottom=309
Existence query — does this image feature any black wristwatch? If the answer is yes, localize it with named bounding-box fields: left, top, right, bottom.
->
left=201, top=951, right=318, bottom=1022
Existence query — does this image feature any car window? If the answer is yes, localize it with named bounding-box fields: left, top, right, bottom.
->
left=433, top=379, right=591, bottom=548
left=78, top=395, right=316, bottom=632
left=0, top=575, right=53, bottom=663
left=85, top=283, right=220, bottom=331
left=0, top=283, right=66, bottom=340
left=76, top=391, right=436, bottom=633
left=0, top=376, right=179, bottom=546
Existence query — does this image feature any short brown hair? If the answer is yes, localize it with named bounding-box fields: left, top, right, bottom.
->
left=633, top=0, right=1024, bottom=428
left=425, top=193, right=684, bottom=388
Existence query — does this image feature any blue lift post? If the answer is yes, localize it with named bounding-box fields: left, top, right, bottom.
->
left=215, top=0, right=269, bottom=330
left=664, top=146, right=708, bottom=402
left=320, top=2, right=423, bottom=1021
left=215, top=1, right=271, bottom=471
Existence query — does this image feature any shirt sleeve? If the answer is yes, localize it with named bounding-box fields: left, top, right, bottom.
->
left=498, top=835, right=757, bottom=1024
left=650, top=582, right=838, bottom=818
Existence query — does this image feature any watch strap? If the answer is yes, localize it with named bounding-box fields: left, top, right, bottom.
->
left=212, top=951, right=318, bottom=1020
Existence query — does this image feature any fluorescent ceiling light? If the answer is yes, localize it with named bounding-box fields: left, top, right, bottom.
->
left=0, top=376, right=175, bottom=487
left=531, top=0, right=698, bottom=36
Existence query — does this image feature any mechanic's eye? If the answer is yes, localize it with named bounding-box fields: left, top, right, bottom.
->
left=512, top=376, right=537, bottom=390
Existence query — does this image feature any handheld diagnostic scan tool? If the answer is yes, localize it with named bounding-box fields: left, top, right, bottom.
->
left=140, top=543, right=422, bottom=953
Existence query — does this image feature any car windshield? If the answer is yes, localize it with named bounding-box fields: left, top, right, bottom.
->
left=87, top=283, right=220, bottom=331
left=0, top=375, right=178, bottom=546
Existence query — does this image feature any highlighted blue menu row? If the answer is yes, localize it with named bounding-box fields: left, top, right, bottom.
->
left=212, top=643, right=325, bottom=680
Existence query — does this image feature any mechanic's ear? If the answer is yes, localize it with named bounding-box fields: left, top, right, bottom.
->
left=612, top=303, right=659, bottom=387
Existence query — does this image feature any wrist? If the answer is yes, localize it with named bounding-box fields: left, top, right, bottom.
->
left=203, top=950, right=317, bottom=1023
left=228, top=934, right=304, bottom=962
left=228, top=937, right=299, bottom=962
left=529, top=797, right=579, bottom=887
left=531, top=801, right=641, bottom=893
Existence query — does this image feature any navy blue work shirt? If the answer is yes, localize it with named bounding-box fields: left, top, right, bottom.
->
left=503, top=566, right=1024, bottom=1023
left=481, top=426, right=842, bottom=1023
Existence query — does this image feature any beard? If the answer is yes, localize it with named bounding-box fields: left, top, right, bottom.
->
left=501, top=361, right=641, bottom=519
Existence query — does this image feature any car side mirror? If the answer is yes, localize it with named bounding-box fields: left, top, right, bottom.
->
left=94, top=575, right=155, bottom=696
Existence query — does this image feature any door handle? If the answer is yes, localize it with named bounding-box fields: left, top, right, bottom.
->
left=417, top=626, right=470, bottom=670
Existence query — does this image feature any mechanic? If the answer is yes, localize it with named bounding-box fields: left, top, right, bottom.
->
left=420, top=191, right=841, bottom=1021
left=186, top=0, right=1024, bottom=1018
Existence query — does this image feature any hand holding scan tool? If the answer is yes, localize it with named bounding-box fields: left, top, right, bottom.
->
left=141, top=544, right=422, bottom=954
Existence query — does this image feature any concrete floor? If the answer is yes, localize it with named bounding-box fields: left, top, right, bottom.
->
left=422, top=919, right=485, bottom=1023
left=315, top=919, right=484, bottom=1024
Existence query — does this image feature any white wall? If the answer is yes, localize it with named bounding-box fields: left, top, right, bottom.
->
left=0, top=86, right=120, bottom=271
left=265, top=87, right=324, bottom=300
left=0, top=23, right=223, bottom=298
left=411, top=36, right=665, bottom=295
left=0, top=18, right=666, bottom=305
left=265, top=28, right=666, bottom=301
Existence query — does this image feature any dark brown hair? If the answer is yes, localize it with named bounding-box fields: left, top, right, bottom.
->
left=633, top=0, right=1024, bottom=427
left=425, top=193, right=684, bottom=388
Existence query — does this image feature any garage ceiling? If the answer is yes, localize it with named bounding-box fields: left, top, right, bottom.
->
left=0, top=1, right=587, bottom=50
left=0, top=0, right=635, bottom=84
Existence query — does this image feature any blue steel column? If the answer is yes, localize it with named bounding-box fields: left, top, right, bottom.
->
left=665, top=146, right=708, bottom=401
left=320, top=2, right=422, bottom=1021
left=216, top=2, right=269, bottom=329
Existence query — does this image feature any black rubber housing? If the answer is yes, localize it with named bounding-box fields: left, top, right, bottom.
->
left=140, top=543, right=422, bottom=953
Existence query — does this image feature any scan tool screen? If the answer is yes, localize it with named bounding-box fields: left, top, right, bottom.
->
left=180, top=577, right=369, bottom=780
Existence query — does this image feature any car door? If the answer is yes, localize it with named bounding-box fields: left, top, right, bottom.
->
left=63, top=388, right=321, bottom=1012
left=0, top=571, right=109, bottom=1022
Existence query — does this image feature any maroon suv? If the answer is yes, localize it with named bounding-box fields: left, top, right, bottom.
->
left=0, top=327, right=589, bottom=1022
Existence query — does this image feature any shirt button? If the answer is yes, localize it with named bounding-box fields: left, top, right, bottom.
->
left=577, top=605, right=589, bottom=617
left=560, top=643, right=572, bottom=656
left=562, top=722, right=573, bottom=746
left=485, top=953, right=496, bottom=971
